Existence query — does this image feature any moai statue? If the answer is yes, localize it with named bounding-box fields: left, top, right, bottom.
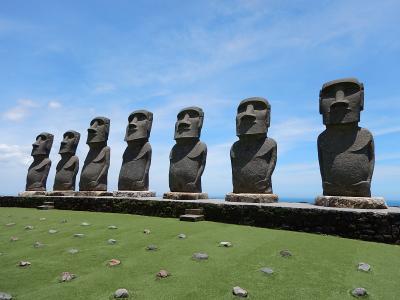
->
left=52, top=130, right=80, bottom=193
left=315, top=78, right=387, bottom=209
left=163, top=106, right=208, bottom=200
left=78, top=117, right=111, bottom=196
left=114, top=110, right=156, bottom=197
left=225, top=97, right=278, bottom=203
left=21, top=132, right=54, bottom=196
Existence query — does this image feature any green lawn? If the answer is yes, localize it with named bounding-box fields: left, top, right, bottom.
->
left=0, top=207, right=399, bottom=300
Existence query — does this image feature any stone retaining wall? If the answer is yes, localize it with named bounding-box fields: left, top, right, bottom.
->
left=1, top=196, right=400, bottom=244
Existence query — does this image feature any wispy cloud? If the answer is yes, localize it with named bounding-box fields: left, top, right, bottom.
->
left=0, top=143, right=31, bottom=165
left=2, top=99, right=39, bottom=121
left=48, top=101, right=62, bottom=109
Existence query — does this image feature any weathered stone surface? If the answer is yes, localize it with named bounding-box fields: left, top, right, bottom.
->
left=166, top=107, right=207, bottom=195
left=46, top=191, right=75, bottom=196
left=357, top=263, right=371, bottom=272
left=315, top=195, right=387, bottom=209
left=0, top=292, right=12, bottom=300
left=79, top=117, right=110, bottom=191
left=146, top=245, right=158, bottom=251
left=108, top=259, right=121, bottom=267
left=48, top=229, right=58, bottom=234
left=280, top=249, right=292, bottom=257
left=60, top=272, right=76, bottom=282
left=118, top=110, right=153, bottom=192
left=163, top=192, right=208, bottom=200
left=18, top=191, right=46, bottom=197
left=219, top=241, right=232, bottom=247
left=260, top=267, right=274, bottom=275
left=192, top=252, right=208, bottom=260
left=74, top=191, right=113, bottom=197
left=74, top=233, right=85, bottom=238
left=317, top=78, right=378, bottom=200
left=18, top=261, right=31, bottom=267
left=108, top=225, right=118, bottom=229
left=156, top=269, right=170, bottom=278
left=178, top=233, right=186, bottom=239
left=225, top=193, right=278, bottom=203
left=113, top=191, right=156, bottom=198
left=228, top=98, right=278, bottom=202
left=232, top=286, right=248, bottom=297
left=33, top=241, right=44, bottom=248
left=351, top=287, right=368, bottom=297
left=53, top=130, right=80, bottom=191
left=114, top=288, right=129, bottom=298
left=143, top=229, right=151, bottom=234
left=108, top=239, right=117, bottom=245
left=81, top=222, right=90, bottom=226
left=24, top=225, right=34, bottom=230
left=25, top=132, right=53, bottom=192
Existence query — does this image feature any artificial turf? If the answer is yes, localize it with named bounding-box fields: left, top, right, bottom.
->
left=0, top=207, right=399, bottom=299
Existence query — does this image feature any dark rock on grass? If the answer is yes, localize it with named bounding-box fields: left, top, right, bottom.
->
left=60, top=272, right=76, bottom=282
left=156, top=269, right=170, bottom=278
left=351, top=287, right=368, bottom=297
left=74, top=233, right=85, bottom=238
left=33, top=241, right=44, bottom=248
left=178, top=233, right=186, bottom=239
left=0, top=292, right=12, bottom=300
left=260, top=267, right=274, bottom=275
left=146, top=245, right=158, bottom=251
left=18, top=261, right=31, bottom=267
left=192, top=253, right=208, bottom=260
left=279, top=249, right=292, bottom=257
left=114, top=288, right=129, bottom=298
left=358, top=263, right=371, bottom=272
left=108, top=239, right=117, bottom=245
left=108, top=225, right=118, bottom=229
left=219, top=241, right=232, bottom=247
left=232, top=286, right=248, bottom=297
left=24, top=225, right=34, bottom=230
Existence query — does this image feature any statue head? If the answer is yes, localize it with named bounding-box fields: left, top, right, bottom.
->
left=319, top=78, right=364, bottom=125
left=86, top=116, right=110, bottom=144
left=125, top=110, right=153, bottom=142
left=59, top=130, right=80, bottom=154
left=31, top=132, right=54, bottom=157
left=174, top=106, right=204, bottom=140
left=236, top=97, right=270, bottom=137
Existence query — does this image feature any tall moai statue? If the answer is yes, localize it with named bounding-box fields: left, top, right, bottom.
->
left=78, top=117, right=111, bottom=196
left=52, top=130, right=80, bottom=194
left=163, top=107, right=208, bottom=200
left=225, top=97, right=278, bottom=203
left=21, top=132, right=54, bottom=196
left=315, top=78, right=387, bottom=209
left=114, top=110, right=156, bottom=197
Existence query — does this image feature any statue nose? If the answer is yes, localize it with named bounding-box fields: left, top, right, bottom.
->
left=129, top=122, right=137, bottom=129
left=331, top=100, right=349, bottom=110
left=178, top=120, right=191, bottom=128
left=32, top=143, right=39, bottom=148
left=88, top=128, right=97, bottom=133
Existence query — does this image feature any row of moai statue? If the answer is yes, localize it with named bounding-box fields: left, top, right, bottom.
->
left=21, top=78, right=387, bottom=209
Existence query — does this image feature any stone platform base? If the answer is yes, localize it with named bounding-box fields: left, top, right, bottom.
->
left=163, top=192, right=209, bottom=200
left=19, top=191, right=46, bottom=197
left=315, top=195, right=387, bottom=209
left=46, top=191, right=76, bottom=196
left=225, top=192, right=279, bottom=203
left=113, top=191, right=156, bottom=198
left=74, top=191, right=113, bottom=197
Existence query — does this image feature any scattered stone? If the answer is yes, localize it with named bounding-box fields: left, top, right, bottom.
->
left=357, top=263, right=371, bottom=272
left=25, top=225, right=34, bottom=230
left=108, top=239, right=117, bottom=245
left=33, top=241, right=44, bottom=248
left=5, top=223, right=15, bottom=227
left=108, top=259, right=121, bottom=267
left=18, top=261, right=31, bottom=267
left=146, top=245, right=158, bottom=251
left=351, top=287, right=368, bottom=297
left=260, top=267, right=274, bottom=275
left=68, top=248, right=79, bottom=254
left=10, top=236, right=18, bottom=242
left=143, top=229, right=151, bottom=234
left=60, top=219, right=68, bottom=223
left=279, top=249, right=292, bottom=257
left=192, top=253, right=208, bottom=260
left=156, top=269, right=170, bottom=278
left=219, top=241, right=232, bottom=247
left=114, top=288, right=129, bottom=298
left=60, top=272, right=76, bottom=282
left=48, top=229, right=58, bottom=234
left=74, top=233, right=85, bottom=238
left=232, top=286, right=248, bottom=297
left=108, top=225, right=118, bottom=229
left=178, top=233, right=186, bottom=239
left=0, top=292, right=12, bottom=300
left=81, top=222, right=90, bottom=226
left=39, top=218, right=46, bottom=221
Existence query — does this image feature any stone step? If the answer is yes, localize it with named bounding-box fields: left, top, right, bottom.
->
left=179, top=214, right=205, bottom=222
left=37, top=205, right=54, bottom=210
left=43, top=201, right=54, bottom=205
left=184, top=208, right=204, bottom=215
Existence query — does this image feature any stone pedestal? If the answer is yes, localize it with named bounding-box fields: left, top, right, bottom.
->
left=46, top=191, right=76, bottom=196
left=19, top=191, right=47, bottom=197
left=225, top=192, right=278, bottom=203
left=113, top=191, right=156, bottom=198
left=315, top=195, right=387, bottom=209
left=74, top=191, right=113, bottom=197
left=163, top=192, right=208, bottom=200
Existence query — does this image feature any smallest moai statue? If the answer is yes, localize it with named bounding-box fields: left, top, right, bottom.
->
left=51, top=130, right=80, bottom=195
left=163, top=106, right=208, bottom=200
left=20, top=132, right=54, bottom=196
left=114, top=110, right=156, bottom=198
left=225, top=97, right=278, bottom=203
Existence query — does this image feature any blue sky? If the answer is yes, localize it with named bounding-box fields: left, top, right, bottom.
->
left=0, top=0, right=399, bottom=200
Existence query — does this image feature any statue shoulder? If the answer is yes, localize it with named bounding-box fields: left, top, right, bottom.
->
left=35, top=158, right=51, bottom=171
left=230, top=140, right=240, bottom=158
left=63, top=156, right=79, bottom=170
left=93, top=146, right=110, bottom=163
left=135, top=142, right=152, bottom=160
left=255, top=137, right=276, bottom=157
left=188, top=141, right=207, bottom=159
left=349, top=127, right=373, bottom=152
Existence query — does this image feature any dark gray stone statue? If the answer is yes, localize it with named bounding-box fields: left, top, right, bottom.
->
left=114, top=110, right=155, bottom=197
left=225, top=97, right=278, bottom=203
left=53, top=130, right=80, bottom=191
left=79, top=117, right=111, bottom=193
left=25, top=132, right=54, bottom=192
left=163, top=107, right=208, bottom=200
left=315, top=78, right=386, bottom=209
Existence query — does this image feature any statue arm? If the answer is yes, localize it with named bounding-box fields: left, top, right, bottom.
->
left=317, top=137, right=325, bottom=182
left=97, top=147, right=110, bottom=184
left=265, top=141, right=277, bottom=181
left=40, top=160, right=51, bottom=188
left=195, top=146, right=207, bottom=184
left=143, top=147, right=152, bottom=182
left=367, top=136, right=375, bottom=183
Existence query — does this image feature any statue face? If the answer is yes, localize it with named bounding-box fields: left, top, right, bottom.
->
left=125, top=110, right=153, bottom=142
left=174, top=107, right=204, bottom=140
left=319, top=78, right=364, bottom=125
left=236, top=97, right=270, bottom=137
left=31, top=132, right=54, bottom=157
left=87, top=117, right=110, bottom=144
left=59, top=130, right=80, bottom=154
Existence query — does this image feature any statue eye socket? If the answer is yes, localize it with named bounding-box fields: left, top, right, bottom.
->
left=252, top=102, right=267, bottom=111
left=237, top=105, right=246, bottom=114
left=38, top=135, right=47, bottom=141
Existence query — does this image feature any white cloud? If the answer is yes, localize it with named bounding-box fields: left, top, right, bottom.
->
left=48, top=101, right=62, bottom=109
left=0, top=143, right=31, bottom=166
left=93, top=83, right=116, bottom=94
left=2, top=99, right=38, bottom=121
